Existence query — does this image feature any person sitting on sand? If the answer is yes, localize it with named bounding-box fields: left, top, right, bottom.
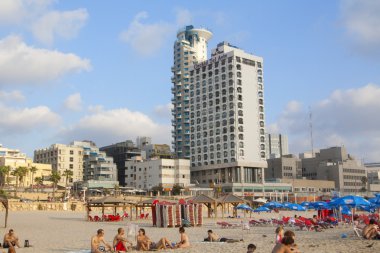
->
left=91, top=229, right=113, bottom=253
left=174, top=226, right=190, bottom=248
left=113, top=228, right=132, bottom=252
left=275, top=226, right=284, bottom=244
left=362, top=219, right=380, bottom=240
left=136, top=228, right=173, bottom=251
left=272, top=236, right=295, bottom=253
left=3, top=229, right=21, bottom=251
left=272, top=230, right=300, bottom=253
left=247, top=243, right=256, bottom=252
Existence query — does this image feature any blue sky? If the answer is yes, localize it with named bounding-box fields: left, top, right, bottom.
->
left=0, top=0, right=380, bottom=162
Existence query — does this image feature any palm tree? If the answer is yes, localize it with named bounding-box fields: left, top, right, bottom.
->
left=34, top=176, right=44, bottom=193
left=17, top=166, right=28, bottom=188
left=62, top=169, right=73, bottom=198
left=0, top=165, right=10, bottom=189
left=29, top=166, right=38, bottom=190
left=50, top=171, right=61, bottom=200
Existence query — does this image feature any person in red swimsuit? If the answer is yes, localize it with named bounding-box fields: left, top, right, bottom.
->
left=113, top=228, right=132, bottom=252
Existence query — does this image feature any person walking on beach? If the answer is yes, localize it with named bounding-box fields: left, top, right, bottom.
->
left=3, top=229, right=21, bottom=252
left=174, top=226, right=190, bottom=248
left=91, top=229, right=113, bottom=253
left=113, top=228, right=132, bottom=252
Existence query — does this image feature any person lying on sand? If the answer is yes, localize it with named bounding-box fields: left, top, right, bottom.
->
left=91, top=229, right=113, bottom=253
left=3, top=229, right=21, bottom=252
left=113, top=228, right=132, bottom=252
left=204, top=230, right=241, bottom=243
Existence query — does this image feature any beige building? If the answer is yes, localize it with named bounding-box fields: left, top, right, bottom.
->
left=281, top=178, right=335, bottom=194
left=301, top=146, right=367, bottom=193
left=0, top=145, right=52, bottom=186
left=266, top=154, right=302, bottom=180
left=124, top=158, right=190, bottom=191
left=34, top=143, right=83, bottom=185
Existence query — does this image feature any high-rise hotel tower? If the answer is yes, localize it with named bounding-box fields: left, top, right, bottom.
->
left=171, top=26, right=212, bottom=158
left=188, top=42, right=267, bottom=192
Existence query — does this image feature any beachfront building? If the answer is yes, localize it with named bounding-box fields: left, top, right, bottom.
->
left=124, top=158, right=190, bottom=191
left=265, top=133, right=289, bottom=159
left=34, top=143, right=83, bottom=185
left=71, top=141, right=118, bottom=188
left=188, top=41, right=267, bottom=194
left=1, top=144, right=52, bottom=187
left=301, top=146, right=367, bottom=193
left=266, top=154, right=302, bottom=180
left=364, top=163, right=380, bottom=194
left=100, top=140, right=142, bottom=186
left=136, top=136, right=172, bottom=159
left=172, top=25, right=213, bottom=159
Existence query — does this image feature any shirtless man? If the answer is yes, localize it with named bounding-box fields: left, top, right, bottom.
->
left=363, top=219, right=380, bottom=240
left=91, top=229, right=113, bottom=253
left=3, top=229, right=21, bottom=252
left=175, top=226, right=190, bottom=248
left=113, top=228, right=132, bottom=252
left=272, top=236, right=295, bottom=253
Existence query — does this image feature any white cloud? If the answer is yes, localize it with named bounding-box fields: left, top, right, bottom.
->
left=269, top=83, right=380, bottom=162
left=120, top=12, right=174, bottom=56
left=87, top=105, right=104, bottom=114
left=0, top=0, right=87, bottom=44
left=154, top=103, right=173, bottom=119
left=64, top=93, right=83, bottom=111
left=0, top=104, right=60, bottom=134
left=0, top=35, right=91, bottom=85
left=0, top=90, right=25, bottom=102
left=31, top=9, right=88, bottom=45
left=340, top=0, right=380, bottom=54
left=60, top=107, right=171, bottom=146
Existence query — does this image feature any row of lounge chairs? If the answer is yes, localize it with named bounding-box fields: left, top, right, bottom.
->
left=88, top=213, right=150, bottom=222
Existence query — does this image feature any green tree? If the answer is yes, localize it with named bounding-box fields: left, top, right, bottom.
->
left=34, top=176, right=44, bottom=192
left=11, top=166, right=28, bottom=196
left=151, top=185, right=163, bottom=196
left=361, top=176, right=368, bottom=194
left=171, top=184, right=184, bottom=196
left=0, top=165, right=10, bottom=189
left=62, top=169, right=73, bottom=197
left=29, top=166, right=38, bottom=190
left=50, top=171, right=61, bottom=200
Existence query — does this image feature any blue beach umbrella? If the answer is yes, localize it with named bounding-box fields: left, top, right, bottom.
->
left=332, top=195, right=371, bottom=207
left=235, top=204, right=253, bottom=211
left=263, top=201, right=283, bottom=209
left=282, top=202, right=292, bottom=208
left=287, top=203, right=306, bottom=211
left=253, top=206, right=271, bottom=212
left=341, top=206, right=352, bottom=215
left=311, top=201, right=331, bottom=210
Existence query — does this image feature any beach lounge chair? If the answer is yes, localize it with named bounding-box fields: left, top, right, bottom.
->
left=353, top=227, right=363, bottom=239
left=94, top=215, right=101, bottom=222
left=88, top=215, right=94, bottom=222
left=139, top=213, right=145, bottom=219
left=145, top=213, right=149, bottom=219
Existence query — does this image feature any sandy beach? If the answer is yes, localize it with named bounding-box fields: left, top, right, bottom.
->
left=0, top=211, right=378, bottom=253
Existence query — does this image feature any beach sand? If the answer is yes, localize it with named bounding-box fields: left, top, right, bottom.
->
left=0, top=211, right=378, bottom=253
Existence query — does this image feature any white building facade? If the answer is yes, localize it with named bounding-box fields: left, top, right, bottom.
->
left=172, top=26, right=213, bottom=159
left=124, top=159, right=190, bottom=190
left=265, top=133, right=289, bottom=159
left=188, top=42, right=267, bottom=193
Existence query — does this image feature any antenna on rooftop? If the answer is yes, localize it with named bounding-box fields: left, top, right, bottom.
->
left=309, top=106, right=314, bottom=157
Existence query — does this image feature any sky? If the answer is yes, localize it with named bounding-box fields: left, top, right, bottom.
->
left=0, top=0, right=380, bottom=162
